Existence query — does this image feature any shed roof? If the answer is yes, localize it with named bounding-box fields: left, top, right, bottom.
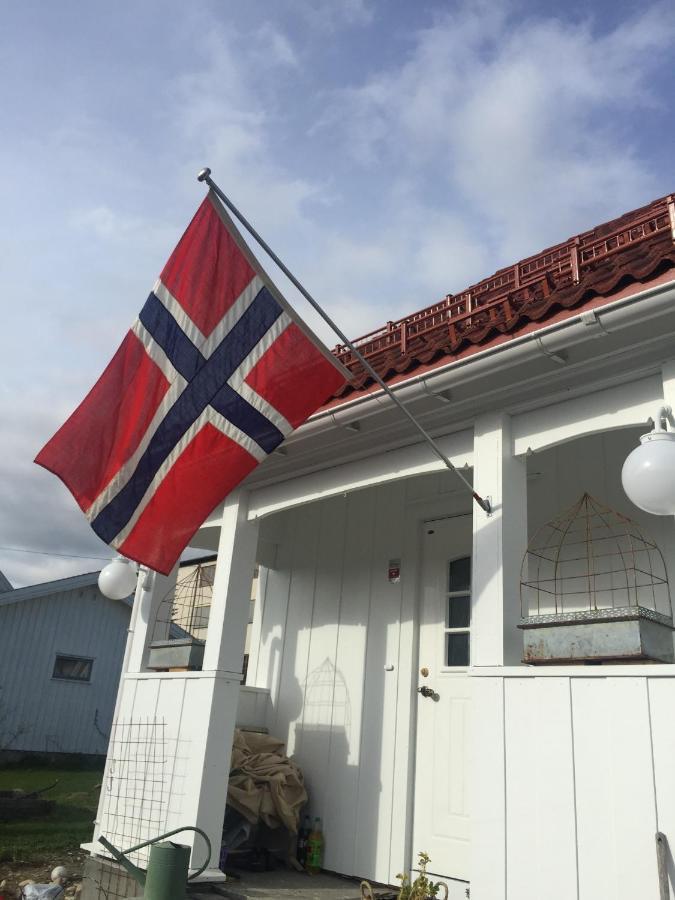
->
left=0, top=555, right=216, bottom=609
left=329, top=193, right=675, bottom=405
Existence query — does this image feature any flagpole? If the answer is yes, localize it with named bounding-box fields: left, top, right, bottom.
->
left=197, top=167, right=491, bottom=515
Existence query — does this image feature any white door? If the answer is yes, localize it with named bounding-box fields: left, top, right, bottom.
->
left=412, top=515, right=472, bottom=883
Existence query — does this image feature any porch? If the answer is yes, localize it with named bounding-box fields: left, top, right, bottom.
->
left=87, top=320, right=675, bottom=899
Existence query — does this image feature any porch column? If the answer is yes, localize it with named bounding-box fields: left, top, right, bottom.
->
left=179, top=489, right=259, bottom=875
left=90, top=565, right=177, bottom=850
left=90, top=492, right=257, bottom=882
left=471, top=412, right=528, bottom=665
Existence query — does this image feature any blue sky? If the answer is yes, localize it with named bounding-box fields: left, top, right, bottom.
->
left=1, top=0, right=674, bottom=585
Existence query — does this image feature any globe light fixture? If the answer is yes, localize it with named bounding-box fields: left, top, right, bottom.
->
left=622, top=406, right=675, bottom=515
left=98, top=555, right=138, bottom=600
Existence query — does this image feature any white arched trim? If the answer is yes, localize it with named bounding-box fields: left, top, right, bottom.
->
left=512, top=374, right=661, bottom=456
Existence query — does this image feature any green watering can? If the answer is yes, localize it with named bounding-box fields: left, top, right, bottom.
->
left=98, top=826, right=212, bottom=900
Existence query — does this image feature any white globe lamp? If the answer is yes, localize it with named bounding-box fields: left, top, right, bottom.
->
left=622, top=406, right=675, bottom=516
left=98, top=556, right=138, bottom=600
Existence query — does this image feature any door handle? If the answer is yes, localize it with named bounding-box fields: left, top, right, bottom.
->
left=417, top=685, right=435, bottom=698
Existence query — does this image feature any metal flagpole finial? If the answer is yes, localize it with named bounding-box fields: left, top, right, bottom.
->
left=197, top=167, right=212, bottom=183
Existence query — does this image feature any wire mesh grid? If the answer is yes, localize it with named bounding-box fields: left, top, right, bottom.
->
left=151, top=561, right=215, bottom=644
left=521, top=493, right=672, bottom=619
left=99, top=718, right=168, bottom=863
left=88, top=717, right=175, bottom=899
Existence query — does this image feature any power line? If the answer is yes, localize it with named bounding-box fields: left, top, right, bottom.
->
left=0, top=546, right=112, bottom=562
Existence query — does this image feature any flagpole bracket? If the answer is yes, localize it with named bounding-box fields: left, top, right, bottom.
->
left=474, top=494, right=492, bottom=516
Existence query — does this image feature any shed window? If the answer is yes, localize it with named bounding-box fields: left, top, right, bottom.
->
left=52, top=655, right=93, bottom=682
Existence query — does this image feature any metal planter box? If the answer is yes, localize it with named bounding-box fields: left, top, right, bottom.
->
left=520, top=607, right=674, bottom=664
left=147, top=638, right=205, bottom=671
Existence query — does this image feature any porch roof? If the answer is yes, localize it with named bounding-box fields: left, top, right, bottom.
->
left=326, top=193, right=675, bottom=407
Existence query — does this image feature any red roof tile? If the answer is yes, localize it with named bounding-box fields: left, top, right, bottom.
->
left=330, top=194, right=675, bottom=403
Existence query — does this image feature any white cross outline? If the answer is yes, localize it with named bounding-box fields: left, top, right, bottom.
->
left=86, top=275, right=293, bottom=545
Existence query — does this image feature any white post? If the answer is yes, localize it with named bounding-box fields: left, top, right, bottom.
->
left=202, top=490, right=259, bottom=673
left=176, top=489, right=259, bottom=875
left=471, top=412, right=528, bottom=666
left=89, top=565, right=177, bottom=851
left=89, top=492, right=257, bottom=880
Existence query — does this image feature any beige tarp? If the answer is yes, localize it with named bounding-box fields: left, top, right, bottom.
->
left=227, top=729, right=307, bottom=833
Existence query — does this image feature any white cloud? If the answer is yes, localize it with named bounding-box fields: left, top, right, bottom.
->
left=3, top=0, right=674, bottom=586
left=319, top=2, right=674, bottom=265
left=170, top=25, right=323, bottom=231
left=254, top=23, right=300, bottom=69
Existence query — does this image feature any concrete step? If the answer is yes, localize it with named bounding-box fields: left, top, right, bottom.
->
left=194, top=870, right=370, bottom=900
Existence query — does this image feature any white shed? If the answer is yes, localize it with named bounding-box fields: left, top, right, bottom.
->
left=0, top=572, right=129, bottom=756
left=88, top=193, right=675, bottom=899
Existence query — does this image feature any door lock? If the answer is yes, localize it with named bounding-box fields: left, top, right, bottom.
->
left=417, top=685, right=435, bottom=698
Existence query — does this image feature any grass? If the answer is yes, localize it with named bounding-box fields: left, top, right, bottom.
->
left=0, top=763, right=103, bottom=862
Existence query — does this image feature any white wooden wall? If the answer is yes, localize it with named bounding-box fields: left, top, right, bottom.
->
left=94, top=673, right=265, bottom=867
left=247, top=420, right=675, bottom=890
left=236, top=685, right=271, bottom=730
left=0, top=586, right=128, bottom=755
left=472, top=668, right=675, bottom=900
left=248, top=472, right=473, bottom=885
left=527, top=427, right=675, bottom=623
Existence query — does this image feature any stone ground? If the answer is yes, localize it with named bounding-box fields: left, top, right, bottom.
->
left=0, top=853, right=85, bottom=898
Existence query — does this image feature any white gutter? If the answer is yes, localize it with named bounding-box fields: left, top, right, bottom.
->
left=292, top=277, right=675, bottom=440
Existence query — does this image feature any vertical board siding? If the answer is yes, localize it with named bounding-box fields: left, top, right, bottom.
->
left=0, top=587, right=128, bottom=755
left=251, top=509, right=296, bottom=700
left=504, top=677, right=577, bottom=900
left=571, top=677, right=658, bottom=900
left=647, top=677, right=675, bottom=893
left=354, top=482, right=406, bottom=882
left=527, top=430, right=675, bottom=622
left=252, top=480, right=409, bottom=885
left=470, top=676, right=506, bottom=900
left=274, top=502, right=321, bottom=757
left=295, top=495, right=347, bottom=829
left=325, top=488, right=375, bottom=875
left=478, top=673, right=675, bottom=900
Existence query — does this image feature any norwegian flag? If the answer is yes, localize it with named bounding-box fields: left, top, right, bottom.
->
left=36, top=192, right=348, bottom=574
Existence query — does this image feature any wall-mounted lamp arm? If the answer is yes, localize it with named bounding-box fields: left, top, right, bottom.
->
left=652, top=406, right=675, bottom=432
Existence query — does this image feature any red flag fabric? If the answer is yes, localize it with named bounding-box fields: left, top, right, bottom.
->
left=36, top=192, right=348, bottom=574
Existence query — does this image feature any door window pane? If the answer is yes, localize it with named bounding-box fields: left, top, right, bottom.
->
left=448, top=594, right=470, bottom=628
left=449, top=557, right=471, bottom=592
left=446, top=632, right=470, bottom=666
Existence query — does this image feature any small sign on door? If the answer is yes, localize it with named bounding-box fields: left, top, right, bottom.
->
left=388, top=559, right=401, bottom=583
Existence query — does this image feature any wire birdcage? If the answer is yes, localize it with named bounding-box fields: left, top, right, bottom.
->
left=520, top=493, right=672, bottom=622
left=151, top=561, right=215, bottom=643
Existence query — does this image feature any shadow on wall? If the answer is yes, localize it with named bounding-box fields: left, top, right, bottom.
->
left=251, top=484, right=488, bottom=881
left=291, top=659, right=382, bottom=879
left=260, top=619, right=388, bottom=877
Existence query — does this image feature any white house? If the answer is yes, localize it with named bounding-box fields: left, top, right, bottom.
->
left=87, top=193, right=675, bottom=899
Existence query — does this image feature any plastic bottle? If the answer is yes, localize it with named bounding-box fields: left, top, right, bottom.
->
left=297, top=814, right=311, bottom=867
left=306, top=816, right=324, bottom=874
